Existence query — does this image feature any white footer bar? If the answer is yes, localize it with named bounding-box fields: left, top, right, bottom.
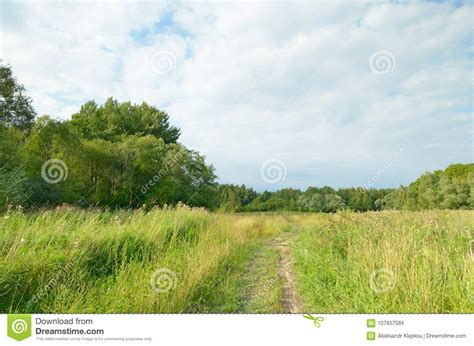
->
left=1, top=314, right=472, bottom=345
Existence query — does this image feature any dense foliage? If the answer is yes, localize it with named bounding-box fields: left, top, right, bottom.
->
left=216, top=185, right=389, bottom=212
left=0, top=63, right=472, bottom=212
left=0, top=63, right=36, bottom=131
left=0, top=64, right=217, bottom=210
left=380, top=163, right=473, bottom=210
left=217, top=166, right=473, bottom=212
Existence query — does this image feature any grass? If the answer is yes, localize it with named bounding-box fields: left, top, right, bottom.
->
left=241, top=245, right=285, bottom=313
left=0, top=207, right=472, bottom=313
left=292, top=210, right=474, bottom=313
left=0, top=205, right=284, bottom=313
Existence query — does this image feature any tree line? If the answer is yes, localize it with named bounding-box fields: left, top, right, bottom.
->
left=216, top=162, right=473, bottom=212
left=1, top=63, right=472, bottom=212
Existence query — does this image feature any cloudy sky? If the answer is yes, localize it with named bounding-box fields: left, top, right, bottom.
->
left=1, top=0, right=472, bottom=191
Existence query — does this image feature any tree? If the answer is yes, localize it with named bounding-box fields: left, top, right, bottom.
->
left=19, top=116, right=83, bottom=206
left=439, top=175, right=470, bottom=209
left=381, top=163, right=474, bottom=210
left=0, top=63, right=36, bottom=131
left=216, top=184, right=258, bottom=212
left=297, top=193, right=324, bottom=212
left=0, top=167, right=29, bottom=210
left=220, top=190, right=241, bottom=211
left=324, top=194, right=345, bottom=212
left=338, top=188, right=373, bottom=211
left=69, top=98, right=180, bottom=143
left=0, top=121, right=24, bottom=169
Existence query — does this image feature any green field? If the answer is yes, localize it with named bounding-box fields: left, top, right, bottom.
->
left=0, top=207, right=472, bottom=313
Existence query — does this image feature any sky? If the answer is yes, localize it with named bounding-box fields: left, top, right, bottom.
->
left=1, top=0, right=473, bottom=191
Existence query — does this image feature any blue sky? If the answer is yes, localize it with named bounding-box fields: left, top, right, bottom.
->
left=131, top=9, right=194, bottom=45
left=1, top=0, right=472, bottom=191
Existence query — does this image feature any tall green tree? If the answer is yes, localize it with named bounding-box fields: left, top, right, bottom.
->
left=0, top=63, right=36, bottom=131
left=69, top=98, right=180, bottom=143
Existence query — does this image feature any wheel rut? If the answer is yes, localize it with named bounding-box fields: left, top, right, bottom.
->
left=272, top=236, right=303, bottom=313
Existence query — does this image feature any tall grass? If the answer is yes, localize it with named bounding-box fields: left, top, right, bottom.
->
left=292, top=210, right=474, bottom=313
left=1, top=208, right=472, bottom=313
left=0, top=206, right=283, bottom=313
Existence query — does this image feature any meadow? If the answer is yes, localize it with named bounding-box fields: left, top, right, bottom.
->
left=0, top=206, right=472, bottom=313
left=292, top=210, right=473, bottom=313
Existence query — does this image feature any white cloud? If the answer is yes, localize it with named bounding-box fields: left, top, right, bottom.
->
left=1, top=0, right=472, bottom=190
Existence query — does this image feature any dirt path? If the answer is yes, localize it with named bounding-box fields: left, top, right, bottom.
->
left=272, top=236, right=303, bottom=313
left=241, top=231, right=303, bottom=313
